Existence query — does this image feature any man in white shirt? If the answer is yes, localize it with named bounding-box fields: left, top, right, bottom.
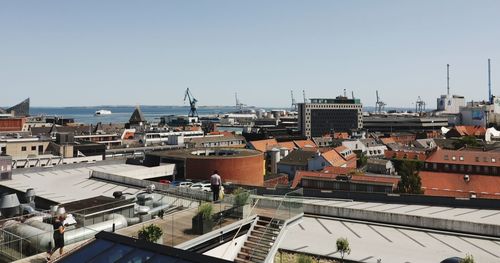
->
left=210, top=170, right=222, bottom=201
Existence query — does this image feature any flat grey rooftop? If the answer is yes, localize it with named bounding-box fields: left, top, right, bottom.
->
left=301, top=198, right=500, bottom=227
left=2, top=164, right=145, bottom=203
left=280, top=216, right=500, bottom=263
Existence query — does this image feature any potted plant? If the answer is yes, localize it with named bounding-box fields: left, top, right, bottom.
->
left=137, top=224, right=163, bottom=244
left=192, top=202, right=213, bottom=234
left=232, top=187, right=251, bottom=218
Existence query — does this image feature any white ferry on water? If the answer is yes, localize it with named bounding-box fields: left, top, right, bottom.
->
left=94, top=110, right=112, bottom=116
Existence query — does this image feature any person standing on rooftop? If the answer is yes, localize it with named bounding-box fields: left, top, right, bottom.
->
left=210, top=170, right=222, bottom=202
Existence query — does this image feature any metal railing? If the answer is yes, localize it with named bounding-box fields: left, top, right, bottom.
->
left=248, top=188, right=304, bottom=262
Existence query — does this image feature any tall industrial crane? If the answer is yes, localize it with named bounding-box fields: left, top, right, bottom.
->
left=184, top=88, right=198, bottom=117
left=415, top=96, right=426, bottom=115
left=235, top=92, right=246, bottom=111
left=290, top=90, right=297, bottom=111
left=375, top=90, right=386, bottom=114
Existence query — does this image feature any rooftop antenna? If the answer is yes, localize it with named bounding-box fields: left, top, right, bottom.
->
left=447, top=64, right=450, bottom=96
left=290, top=90, right=297, bottom=111
left=351, top=91, right=355, bottom=100
left=303, top=90, right=307, bottom=103
left=488, top=58, right=492, bottom=103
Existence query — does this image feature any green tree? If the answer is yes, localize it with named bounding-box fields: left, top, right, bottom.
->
left=460, top=254, right=475, bottom=263
left=137, top=224, right=163, bottom=243
left=356, top=151, right=368, bottom=168
left=453, top=136, right=480, bottom=149
left=336, top=237, right=351, bottom=262
left=396, top=160, right=423, bottom=194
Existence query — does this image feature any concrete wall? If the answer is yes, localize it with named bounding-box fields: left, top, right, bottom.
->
left=5, top=141, right=49, bottom=159
left=305, top=202, right=500, bottom=237
left=255, top=195, right=500, bottom=237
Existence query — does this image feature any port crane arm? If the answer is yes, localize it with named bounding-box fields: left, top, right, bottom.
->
left=184, top=88, right=199, bottom=117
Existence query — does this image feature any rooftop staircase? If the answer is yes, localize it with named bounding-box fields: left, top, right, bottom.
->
left=234, top=216, right=284, bottom=263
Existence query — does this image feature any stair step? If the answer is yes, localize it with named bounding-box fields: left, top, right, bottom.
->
left=244, top=240, right=273, bottom=249
left=238, top=251, right=266, bottom=261
left=248, top=235, right=274, bottom=244
left=251, top=229, right=278, bottom=237
left=241, top=246, right=269, bottom=255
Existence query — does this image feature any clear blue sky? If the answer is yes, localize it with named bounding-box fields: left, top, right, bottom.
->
left=1, top=1, right=500, bottom=108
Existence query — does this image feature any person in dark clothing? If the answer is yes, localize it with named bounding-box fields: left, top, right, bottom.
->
left=210, top=170, right=222, bottom=202
left=46, top=214, right=66, bottom=261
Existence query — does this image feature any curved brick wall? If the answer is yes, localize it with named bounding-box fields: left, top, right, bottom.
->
left=186, top=154, right=264, bottom=186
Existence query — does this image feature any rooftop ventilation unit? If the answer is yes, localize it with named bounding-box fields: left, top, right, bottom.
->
left=0, top=193, right=21, bottom=218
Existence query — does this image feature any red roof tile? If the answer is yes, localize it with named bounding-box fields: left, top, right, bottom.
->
left=426, top=149, right=500, bottom=167
left=420, top=171, right=500, bottom=199
left=321, top=150, right=346, bottom=167
left=293, top=139, right=317, bottom=149
left=249, top=139, right=278, bottom=152
left=450, top=126, right=486, bottom=137
left=380, top=137, right=396, bottom=144
left=292, top=169, right=398, bottom=188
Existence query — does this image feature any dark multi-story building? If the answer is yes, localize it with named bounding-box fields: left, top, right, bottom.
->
left=298, top=96, right=363, bottom=138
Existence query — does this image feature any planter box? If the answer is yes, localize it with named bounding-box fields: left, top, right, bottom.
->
left=192, top=214, right=213, bottom=235
left=232, top=204, right=251, bottom=219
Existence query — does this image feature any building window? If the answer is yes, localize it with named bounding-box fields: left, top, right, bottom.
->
left=1, top=147, right=5, bottom=153
left=21, top=146, right=27, bottom=151
left=452, top=156, right=456, bottom=161
left=444, top=155, right=449, bottom=160
left=492, top=158, right=496, bottom=163
left=476, top=157, right=480, bottom=162
left=31, top=146, right=36, bottom=151
left=459, top=156, right=464, bottom=161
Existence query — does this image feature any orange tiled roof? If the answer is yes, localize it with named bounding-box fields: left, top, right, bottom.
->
left=322, top=166, right=356, bottom=174
left=426, top=149, right=500, bottom=167
left=249, top=139, right=279, bottom=152
left=292, top=169, right=397, bottom=188
left=321, top=149, right=346, bottom=167
left=380, top=137, right=396, bottom=145
left=452, top=126, right=486, bottom=137
left=293, top=139, right=317, bottom=149
left=334, top=146, right=356, bottom=161
left=334, top=132, right=349, bottom=139
left=420, top=171, right=500, bottom=199
left=277, top=141, right=296, bottom=150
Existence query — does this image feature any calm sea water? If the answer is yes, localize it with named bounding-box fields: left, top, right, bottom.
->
left=30, top=106, right=240, bottom=124
left=28, top=105, right=416, bottom=125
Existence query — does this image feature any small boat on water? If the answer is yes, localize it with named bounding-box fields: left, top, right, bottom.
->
left=94, top=110, right=112, bottom=116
